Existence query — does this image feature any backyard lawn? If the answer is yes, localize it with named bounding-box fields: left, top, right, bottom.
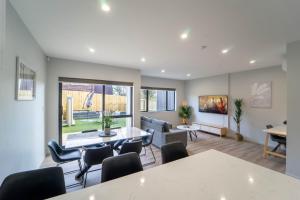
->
left=62, top=118, right=127, bottom=134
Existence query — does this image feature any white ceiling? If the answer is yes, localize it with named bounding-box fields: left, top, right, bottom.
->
left=10, top=0, right=300, bottom=80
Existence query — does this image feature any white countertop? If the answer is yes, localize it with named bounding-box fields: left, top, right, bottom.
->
left=49, top=149, right=300, bottom=200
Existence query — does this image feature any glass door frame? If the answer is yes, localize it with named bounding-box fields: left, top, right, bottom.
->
left=58, top=77, right=133, bottom=146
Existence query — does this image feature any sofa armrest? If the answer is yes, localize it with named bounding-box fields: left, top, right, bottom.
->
left=164, top=129, right=187, bottom=147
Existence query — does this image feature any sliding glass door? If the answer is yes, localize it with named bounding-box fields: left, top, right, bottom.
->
left=59, top=78, right=133, bottom=146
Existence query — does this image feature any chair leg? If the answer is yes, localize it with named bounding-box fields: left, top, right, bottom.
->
left=78, top=159, right=82, bottom=171
left=272, top=144, right=281, bottom=152
left=143, top=145, right=156, bottom=167
left=83, top=172, right=88, bottom=188
left=149, top=145, right=156, bottom=162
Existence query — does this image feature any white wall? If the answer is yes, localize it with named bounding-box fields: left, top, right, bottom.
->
left=141, top=76, right=185, bottom=126
left=286, top=40, right=300, bottom=179
left=46, top=58, right=141, bottom=143
left=185, top=66, right=286, bottom=145
left=229, top=66, right=286, bottom=144
left=0, top=0, right=4, bottom=71
left=0, top=2, right=46, bottom=182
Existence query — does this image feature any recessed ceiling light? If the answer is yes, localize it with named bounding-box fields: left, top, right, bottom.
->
left=89, top=48, right=95, bottom=53
left=186, top=73, right=191, bottom=77
left=141, top=57, right=146, bottom=63
left=180, top=29, right=190, bottom=40
left=249, top=60, right=256, bottom=64
left=181, top=32, right=188, bottom=40
left=248, top=176, right=254, bottom=184
left=161, top=69, right=165, bottom=73
left=101, top=3, right=111, bottom=12
left=222, top=49, right=229, bottom=54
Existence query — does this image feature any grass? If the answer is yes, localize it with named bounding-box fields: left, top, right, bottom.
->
left=62, top=118, right=127, bottom=134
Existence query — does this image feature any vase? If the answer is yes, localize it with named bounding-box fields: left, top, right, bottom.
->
left=235, top=133, right=244, bottom=141
left=104, top=127, right=111, bottom=135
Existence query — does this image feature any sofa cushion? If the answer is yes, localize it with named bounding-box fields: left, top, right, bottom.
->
left=165, top=123, right=172, bottom=132
left=152, top=119, right=172, bottom=132
left=141, top=116, right=152, bottom=123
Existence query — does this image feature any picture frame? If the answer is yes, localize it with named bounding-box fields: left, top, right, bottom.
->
left=250, top=81, right=272, bottom=108
left=15, top=57, right=36, bottom=100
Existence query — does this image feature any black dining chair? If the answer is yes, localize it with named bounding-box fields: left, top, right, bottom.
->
left=118, top=139, right=143, bottom=155
left=80, top=145, right=113, bottom=187
left=161, top=141, right=189, bottom=164
left=266, top=125, right=286, bottom=152
left=101, top=152, right=143, bottom=183
left=0, top=167, right=66, bottom=200
left=48, top=140, right=82, bottom=174
left=142, top=128, right=156, bottom=163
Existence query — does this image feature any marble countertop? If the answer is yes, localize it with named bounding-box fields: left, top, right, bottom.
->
left=49, top=149, right=300, bottom=200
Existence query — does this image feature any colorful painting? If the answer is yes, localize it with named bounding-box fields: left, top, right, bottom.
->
left=15, top=57, right=36, bottom=100
left=250, top=82, right=272, bottom=108
left=199, top=95, right=228, bottom=114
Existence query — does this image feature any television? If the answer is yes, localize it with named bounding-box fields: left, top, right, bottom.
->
left=199, top=95, right=228, bottom=115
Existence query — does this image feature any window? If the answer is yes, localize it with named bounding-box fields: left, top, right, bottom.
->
left=140, top=89, right=147, bottom=112
left=59, top=78, right=133, bottom=146
left=140, top=87, right=176, bottom=112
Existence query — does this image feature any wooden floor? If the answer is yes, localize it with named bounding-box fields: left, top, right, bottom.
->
left=41, top=132, right=286, bottom=192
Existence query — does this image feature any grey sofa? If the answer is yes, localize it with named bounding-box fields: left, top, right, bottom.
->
left=141, top=116, right=187, bottom=148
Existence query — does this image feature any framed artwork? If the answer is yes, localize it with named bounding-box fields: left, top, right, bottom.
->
left=250, top=81, right=272, bottom=108
left=15, top=57, right=36, bottom=100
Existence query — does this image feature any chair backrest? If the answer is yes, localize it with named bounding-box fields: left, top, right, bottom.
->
left=48, top=140, right=63, bottom=163
left=161, top=141, right=188, bottom=164
left=119, top=140, right=143, bottom=155
left=101, top=152, right=143, bottom=183
left=145, top=128, right=155, bottom=144
left=0, top=167, right=66, bottom=200
left=266, top=124, right=279, bottom=141
left=266, top=124, right=273, bottom=129
left=84, top=145, right=113, bottom=166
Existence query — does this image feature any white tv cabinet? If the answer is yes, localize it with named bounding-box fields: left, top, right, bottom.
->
left=193, top=122, right=227, bottom=137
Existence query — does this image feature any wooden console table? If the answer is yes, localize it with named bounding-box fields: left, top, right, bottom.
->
left=193, top=122, right=227, bottom=137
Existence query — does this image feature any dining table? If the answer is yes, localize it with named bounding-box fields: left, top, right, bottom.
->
left=49, top=149, right=300, bottom=200
left=64, top=127, right=151, bottom=148
left=262, top=125, right=287, bottom=158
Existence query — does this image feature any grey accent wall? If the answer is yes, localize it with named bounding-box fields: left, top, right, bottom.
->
left=46, top=58, right=141, bottom=144
left=141, top=76, right=185, bottom=126
left=0, top=2, right=46, bottom=182
left=185, top=74, right=229, bottom=127
left=286, top=40, right=300, bottom=179
left=185, top=66, right=286, bottom=145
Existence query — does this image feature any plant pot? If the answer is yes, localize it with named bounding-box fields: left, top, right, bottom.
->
left=235, top=133, right=244, bottom=141
left=104, top=128, right=111, bottom=135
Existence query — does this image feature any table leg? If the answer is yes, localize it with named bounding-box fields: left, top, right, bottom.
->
left=263, top=133, right=270, bottom=158
left=192, top=130, right=198, bottom=138
left=188, top=131, right=193, bottom=141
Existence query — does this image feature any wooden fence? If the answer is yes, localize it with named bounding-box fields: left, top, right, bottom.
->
left=62, top=90, right=127, bottom=116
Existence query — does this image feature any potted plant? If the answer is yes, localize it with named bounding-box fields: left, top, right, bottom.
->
left=103, top=114, right=113, bottom=135
left=233, top=98, right=244, bottom=141
left=179, top=105, right=192, bottom=125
